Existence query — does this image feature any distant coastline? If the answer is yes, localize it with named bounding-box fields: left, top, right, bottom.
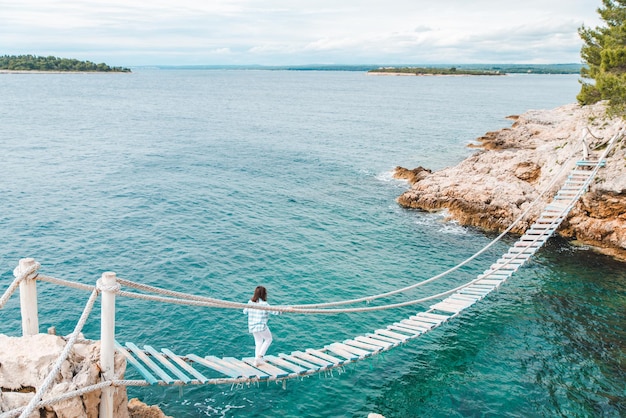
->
left=0, top=55, right=131, bottom=73
left=369, top=67, right=503, bottom=76
left=0, top=70, right=131, bottom=74
left=134, top=63, right=583, bottom=74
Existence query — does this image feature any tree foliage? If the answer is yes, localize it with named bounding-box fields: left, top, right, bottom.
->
left=0, top=55, right=130, bottom=72
left=578, top=0, right=626, bottom=115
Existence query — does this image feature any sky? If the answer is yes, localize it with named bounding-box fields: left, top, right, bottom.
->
left=1, top=0, right=604, bottom=67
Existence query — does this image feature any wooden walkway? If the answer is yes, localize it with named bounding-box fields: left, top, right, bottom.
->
left=117, top=159, right=602, bottom=386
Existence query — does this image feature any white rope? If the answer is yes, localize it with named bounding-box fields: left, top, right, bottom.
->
left=6, top=144, right=595, bottom=318
left=109, top=137, right=582, bottom=312
left=18, top=289, right=99, bottom=418
left=0, top=262, right=41, bottom=309
left=37, top=275, right=95, bottom=292
left=96, top=278, right=121, bottom=293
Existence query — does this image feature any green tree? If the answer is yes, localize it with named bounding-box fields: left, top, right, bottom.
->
left=578, top=0, right=626, bottom=115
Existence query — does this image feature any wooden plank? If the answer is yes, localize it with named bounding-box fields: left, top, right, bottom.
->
left=161, top=348, right=209, bottom=383
left=343, top=339, right=383, bottom=352
left=125, top=342, right=174, bottom=383
left=390, top=322, right=423, bottom=334
left=496, top=257, right=526, bottom=264
left=508, top=248, right=538, bottom=254
left=305, top=349, right=347, bottom=365
left=448, top=294, right=480, bottom=302
left=475, top=279, right=506, bottom=285
left=441, top=298, right=475, bottom=308
left=458, top=289, right=490, bottom=296
left=115, top=342, right=158, bottom=385
left=386, top=324, right=420, bottom=337
left=354, top=335, right=394, bottom=349
left=416, top=312, right=449, bottom=322
left=143, top=345, right=191, bottom=383
left=476, top=278, right=508, bottom=285
left=467, top=284, right=496, bottom=290
left=501, top=253, right=532, bottom=259
left=448, top=297, right=481, bottom=306
left=478, top=272, right=510, bottom=280
left=490, top=263, right=519, bottom=270
left=365, top=332, right=403, bottom=344
left=220, top=357, right=269, bottom=379
left=430, top=302, right=465, bottom=313
left=330, top=342, right=371, bottom=357
left=291, top=351, right=334, bottom=367
left=324, top=344, right=360, bottom=361
left=187, top=353, right=243, bottom=378
left=279, top=353, right=321, bottom=370
left=404, top=317, right=437, bottom=328
left=375, top=328, right=410, bottom=341
left=402, top=318, right=435, bottom=330
left=242, top=357, right=290, bottom=378
left=264, top=355, right=308, bottom=374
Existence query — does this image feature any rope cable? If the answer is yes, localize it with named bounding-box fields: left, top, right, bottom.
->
left=18, top=289, right=99, bottom=418
left=0, top=261, right=40, bottom=309
left=108, top=132, right=584, bottom=312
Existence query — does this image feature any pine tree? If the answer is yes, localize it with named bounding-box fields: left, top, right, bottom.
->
left=578, top=0, right=626, bottom=115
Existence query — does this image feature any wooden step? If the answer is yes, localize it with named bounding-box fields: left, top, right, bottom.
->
left=115, top=342, right=159, bottom=385
left=161, top=348, right=209, bottom=383
left=242, top=358, right=291, bottom=378
left=126, top=342, right=174, bottom=383
left=144, top=345, right=191, bottom=383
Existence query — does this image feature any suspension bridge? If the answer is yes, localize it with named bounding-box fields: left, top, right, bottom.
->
left=0, top=127, right=622, bottom=418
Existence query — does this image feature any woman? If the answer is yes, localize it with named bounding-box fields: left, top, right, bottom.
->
left=243, top=285, right=280, bottom=366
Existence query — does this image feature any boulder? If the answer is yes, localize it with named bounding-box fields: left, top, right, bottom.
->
left=0, top=334, right=128, bottom=418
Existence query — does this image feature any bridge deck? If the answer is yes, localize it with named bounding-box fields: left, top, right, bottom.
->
left=118, top=161, right=599, bottom=385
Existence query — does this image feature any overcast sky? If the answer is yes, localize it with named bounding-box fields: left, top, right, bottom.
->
left=1, top=0, right=603, bottom=66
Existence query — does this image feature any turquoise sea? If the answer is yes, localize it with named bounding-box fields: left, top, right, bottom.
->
left=0, top=70, right=624, bottom=417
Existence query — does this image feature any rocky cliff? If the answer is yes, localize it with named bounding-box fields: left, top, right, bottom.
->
left=396, top=102, right=626, bottom=260
left=0, top=334, right=171, bottom=418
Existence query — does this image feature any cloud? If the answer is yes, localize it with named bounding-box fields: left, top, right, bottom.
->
left=0, top=0, right=602, bottom=65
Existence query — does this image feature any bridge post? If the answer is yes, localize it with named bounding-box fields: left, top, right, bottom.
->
left=99, top=272, right=117, bottom=418
left=16, top=258, right=39, bottom=336
left=582, top=137, right=590, bottom=160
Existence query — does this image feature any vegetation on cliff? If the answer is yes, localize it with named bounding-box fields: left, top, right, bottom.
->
left=0, top=55, right=131, bottom=72
left=578, top=0, right=626, bottom=115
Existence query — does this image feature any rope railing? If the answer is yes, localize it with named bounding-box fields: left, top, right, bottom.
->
left=114, top=126, right=601, bottom=310
left=17, top=289, right=99, bottom=418
left=0, top=261, right=40, bottom=309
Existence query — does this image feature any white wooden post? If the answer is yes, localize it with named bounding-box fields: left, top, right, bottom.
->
left=582, top=138, right=590, bottom=160
left=99, top=272, right=117, bottom=418
left=17, top=258, right=39, bottom=336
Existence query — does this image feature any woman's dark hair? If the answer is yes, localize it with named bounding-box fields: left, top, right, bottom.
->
left=251, top=285, right=267, bottom=302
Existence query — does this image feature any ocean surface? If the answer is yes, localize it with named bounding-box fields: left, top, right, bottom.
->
left=0, top=70, right=623, bottom=418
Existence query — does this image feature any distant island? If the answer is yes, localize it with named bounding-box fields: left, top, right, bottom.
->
left=0, top=55, right=131, bottom=72
left=368, top=64, right=582, bottom=75
left=369, top=66, right=502, bottom=76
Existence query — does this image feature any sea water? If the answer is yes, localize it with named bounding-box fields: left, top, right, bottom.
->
left=0, top=70, right=623, bottom=417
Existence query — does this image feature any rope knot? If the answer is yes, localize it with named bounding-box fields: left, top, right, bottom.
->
left=96, top=279, right=121, bottom=294
left=13, top=261, right=41, bottom=282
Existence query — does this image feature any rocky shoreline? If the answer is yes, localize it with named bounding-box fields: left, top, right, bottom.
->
left=395, top=102, right=626, bottom=260
left=0, top=334, right=171, bottom=418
